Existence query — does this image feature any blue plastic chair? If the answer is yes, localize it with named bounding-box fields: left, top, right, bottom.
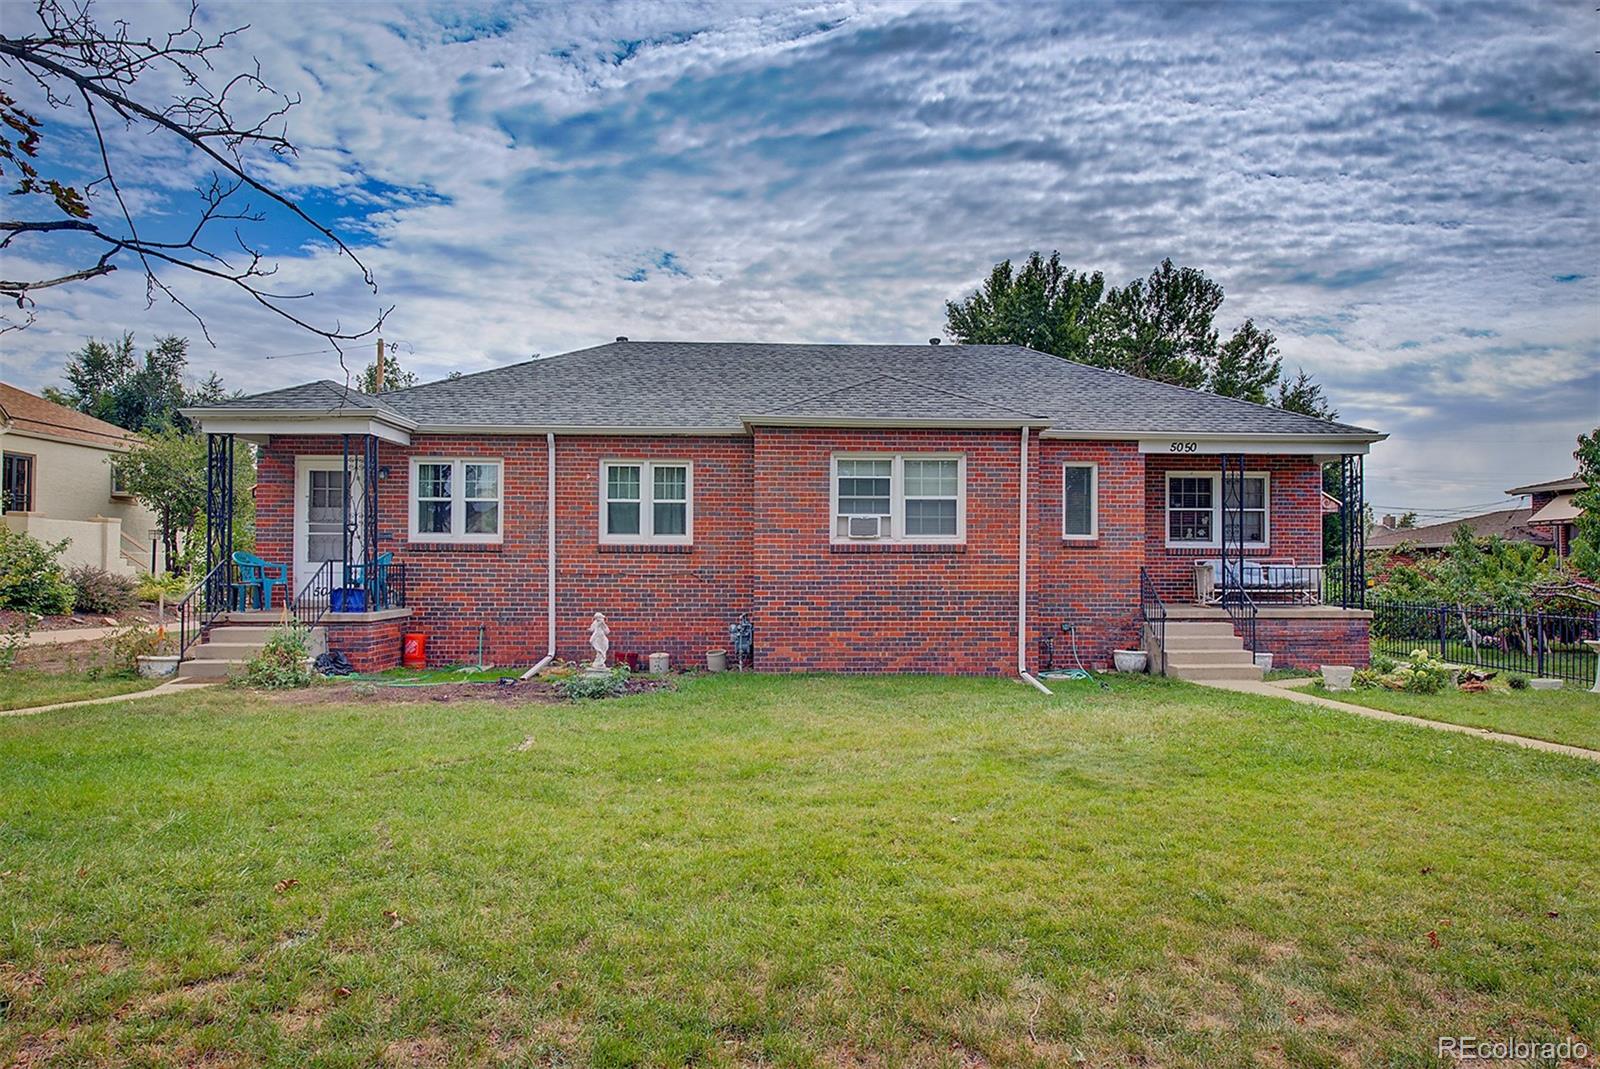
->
left=344, top=552, right=393, bottom=610
left=232, top=551, right=287, bottom=610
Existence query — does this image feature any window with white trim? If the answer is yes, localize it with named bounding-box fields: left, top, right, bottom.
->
left=409, top=458, right=502, bottom=542
left=1165, top=472, right=1269, bottom=546
left=601, top=460, right=692, bottom=543
left=1063, top=462, right=1097, bottom=539
left=832, top=454, right=965, bottom=543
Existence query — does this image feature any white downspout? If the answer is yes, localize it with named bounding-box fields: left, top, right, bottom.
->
left=1017, top=424, right=1052, bottom=695
left=520, top=431, right=558, bottom=680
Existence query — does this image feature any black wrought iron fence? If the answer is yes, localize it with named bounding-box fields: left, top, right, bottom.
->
left=1371, top=600, right=1599, bottom=684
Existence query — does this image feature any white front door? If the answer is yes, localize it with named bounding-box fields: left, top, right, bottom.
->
left=293, top=457, right=361, bottom=596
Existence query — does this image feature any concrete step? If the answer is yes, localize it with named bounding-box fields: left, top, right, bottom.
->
left=191, top=641, right=269, bottom=661
left=202, top=625, right=284, bottom=642
left=1160, top=633, right=1246, bottom=652
left=175, top=658, right=247, bottom=681
left=1160, top=621, right=1239, bottom=637
left=1168, top=662, right=1265, bottom=683
left=1164, top=652, right=1259, bottom=672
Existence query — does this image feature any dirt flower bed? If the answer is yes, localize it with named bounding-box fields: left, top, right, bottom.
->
left=1, top=604, right=163, bottom=633
left=278, top=673, right=675, bottom=705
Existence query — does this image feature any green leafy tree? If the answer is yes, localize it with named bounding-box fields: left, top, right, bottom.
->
left=113, top=430, right=206, bottom=575
left=1086, top=259, right=1218, bottom=388
left=1209, top=319, right=1282, bottom=404
left=359, top=350, right=418, bottom=394
left=48, top=333, right=224, bottom=433
left=944, top=252, right=1104, bottom=359
left=946, top=253, right=1336, bottom=416
left=1569, top=427, right=1600, bottom=580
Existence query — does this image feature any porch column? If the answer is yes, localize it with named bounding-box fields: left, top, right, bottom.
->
left=204, top=433, right=235, bottom=611
left=1337, top=454, right=1365, bottom=609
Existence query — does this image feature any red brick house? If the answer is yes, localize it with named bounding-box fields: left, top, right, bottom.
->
left=182, top=341, right=1382, bottom=684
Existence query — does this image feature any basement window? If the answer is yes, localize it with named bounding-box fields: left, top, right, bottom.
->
left=601, top=460, right=693, bottom=544
left=832, top=454, right=965, bottom=544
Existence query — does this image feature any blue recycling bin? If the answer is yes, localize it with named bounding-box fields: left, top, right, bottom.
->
left=330, top=587, right=367, bottom=613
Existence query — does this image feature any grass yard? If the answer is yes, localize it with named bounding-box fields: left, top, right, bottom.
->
left=1312, top=679, right=1600, bottom=751
left=0, top=668, right=160, bottom=711
left=1, top=674, right=1595, bottom=1068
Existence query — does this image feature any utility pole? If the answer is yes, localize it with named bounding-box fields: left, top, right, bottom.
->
left=374, top=336, right=385, bottom=393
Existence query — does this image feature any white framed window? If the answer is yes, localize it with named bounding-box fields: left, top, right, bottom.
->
left=600, top=460, right=693, bottom=544
left=1063, top=462, right=1097, bottom=540
left=1165, top=471, right=1269, bottom=547
left=831, top=453, right=965, bottom=543
left=409, top=458, right=503, bottom=543
left=110, top=461, right=133, bottom=499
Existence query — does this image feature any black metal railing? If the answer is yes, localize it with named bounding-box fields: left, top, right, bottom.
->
left=175, top=558, right=233, bottom=660
left=291, top=559, right=336, bottom=629
left=1221, top=587, right=1259, bottom=655
left=291, top=558, right=408, bottom=629
left=1371, top=600, right=1599, bottom=684
left=1140, top=567, right=1168, bottom=674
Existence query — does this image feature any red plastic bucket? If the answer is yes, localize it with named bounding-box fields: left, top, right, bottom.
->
left=402, top=632, right=427, bottom=668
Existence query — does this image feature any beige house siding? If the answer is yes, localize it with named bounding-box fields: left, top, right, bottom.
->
left=1, top=427, right=162, bottom=574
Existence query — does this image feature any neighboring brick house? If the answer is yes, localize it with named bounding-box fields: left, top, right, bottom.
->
left=184, top=341, right=1383, bottom=678
left=1505, top=475, right=1585, bottom=560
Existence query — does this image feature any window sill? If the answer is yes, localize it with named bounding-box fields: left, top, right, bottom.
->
left=1061, top=537, right=1100, bottom=546
left=406, top=541, right=503, bottom=553
left=1165, top=544, right=1271, bottom=554
left=829, top=542, right=966, bottom=554
left=597, top=543, right=694, bottom=554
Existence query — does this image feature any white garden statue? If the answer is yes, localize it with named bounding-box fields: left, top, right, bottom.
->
left=587, top=612, right=611, bottom=671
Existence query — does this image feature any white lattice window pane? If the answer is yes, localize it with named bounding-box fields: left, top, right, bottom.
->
left=904, top=459, right=957, bottom=497
left=653, top=465, right=686, bottom=502
left=465, top=463, right=499, bottom=499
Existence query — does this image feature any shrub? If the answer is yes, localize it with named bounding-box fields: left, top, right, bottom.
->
left=1390, top=649, right=1453, bottom=694
left=89, top=623, right=168, bottom=678
left=68, top=565, right=137, bottom=614
left=1352, top=667, right=1385, bottom=689
left=0, top=527, right=74, bottom=615
left=239, top=623, right=313, bottom=689
left=1369, top=653, right=1398, bottom=674
left=135, top=572, right=191, bottom=602
left=1507, top=674, right=1529, bottom=690
left=556, top=665, right=630, bottom=700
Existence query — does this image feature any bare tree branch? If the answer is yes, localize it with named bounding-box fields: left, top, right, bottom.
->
left=0, top=0, right=387, bottom=350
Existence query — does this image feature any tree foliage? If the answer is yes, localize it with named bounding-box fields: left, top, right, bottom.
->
left=0, top=0, right=385, bottom=341
left=1570, top=427, right=1600, bottom=580
left=946, top=253, right=1337, bottom=418
left=359, top=350, right=418, bottom=394
left=45, top=332, right=225, bottom=433
left=113, top=429, right=206, bottom=574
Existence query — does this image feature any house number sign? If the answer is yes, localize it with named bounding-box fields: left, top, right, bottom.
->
left=1167, top=441, right=1199, bottom=453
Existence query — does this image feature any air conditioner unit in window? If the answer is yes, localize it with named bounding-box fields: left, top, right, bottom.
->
left=846, top=515, right=886, bottom=539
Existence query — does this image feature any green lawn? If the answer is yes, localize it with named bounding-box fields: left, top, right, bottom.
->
left=0, top=668, right=160, bottom=711
left=1312, top=680, right=1600, bottom=751
left=1, top=675, right=1595, bottom=1068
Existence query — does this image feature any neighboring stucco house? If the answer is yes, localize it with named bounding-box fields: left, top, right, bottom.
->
left=183, top=341, right=1383, bottom=682
left=0, top=383, right=161, bottom=575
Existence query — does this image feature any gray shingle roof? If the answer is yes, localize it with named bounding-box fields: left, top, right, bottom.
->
left=210, top=379, right=410, bottom=420
left=755, top=374, right=1044, bottom=422
left=200, top=342, right=1381, bottom=438
left=1367, top=508, right=1554, bottom=550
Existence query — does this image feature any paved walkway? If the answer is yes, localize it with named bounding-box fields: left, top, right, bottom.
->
left=18, top=625, right=124, bottom=646
left=1, top=680, right=211, bottom=718
left=1201, top=677, right=1600, bottom=764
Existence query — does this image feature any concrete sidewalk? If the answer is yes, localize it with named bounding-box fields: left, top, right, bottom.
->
left=1, top=679, right=210, bottom=718
left=18, top=625, right=125, bottom=646
left=1202, top=677, right=1600, bottom=763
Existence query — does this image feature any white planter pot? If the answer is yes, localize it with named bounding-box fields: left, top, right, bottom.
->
left=648, top=652, right=670, bottom=676
left=1253, top=653, right=1274, bottom=672
left=136, top=654, right=179, bottom=679
left=1529, top=678, right=1564, bottom=691
left=1321, top=665, right=1355, bottom=692
left=706, top=650, right=727, bottom=673
left=1112, top=649, right=1149, bottom=673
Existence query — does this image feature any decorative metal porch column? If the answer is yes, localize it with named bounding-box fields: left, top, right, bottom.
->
left=203, top=433, right=235, bottom=611
left=1219, top=453, right=1246, bottom=602
left=1335, top=455, right=1365, bottom=609
left=338, top=433, right=382, bottom=596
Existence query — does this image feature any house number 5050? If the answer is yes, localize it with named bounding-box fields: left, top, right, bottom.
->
left=1168, top=441, right=1198, bottom=453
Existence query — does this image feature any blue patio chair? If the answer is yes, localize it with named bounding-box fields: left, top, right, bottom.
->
left=232, top=550, right=288, bottom=610
left=344, top=552, right=393, bottom=610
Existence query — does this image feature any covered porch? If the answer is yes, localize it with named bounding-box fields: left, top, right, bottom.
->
left=179, top=390, right=420, bottom=667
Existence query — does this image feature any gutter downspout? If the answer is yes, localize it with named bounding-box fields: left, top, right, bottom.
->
left=1017, top=425, right=1052, bottom=695
left=520, top=432, right=558, bottom=680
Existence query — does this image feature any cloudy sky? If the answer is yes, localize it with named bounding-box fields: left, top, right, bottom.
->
left=4, top=0, right=1596, bottom=515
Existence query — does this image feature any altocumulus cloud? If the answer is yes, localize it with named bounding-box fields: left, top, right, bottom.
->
left=4, top=0, right=1596, bottom=510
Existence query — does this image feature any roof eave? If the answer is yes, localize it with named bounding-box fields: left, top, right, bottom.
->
left=743, top=415, right=1053, bottom=431
left=179, top=405, right=420, bottom=432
